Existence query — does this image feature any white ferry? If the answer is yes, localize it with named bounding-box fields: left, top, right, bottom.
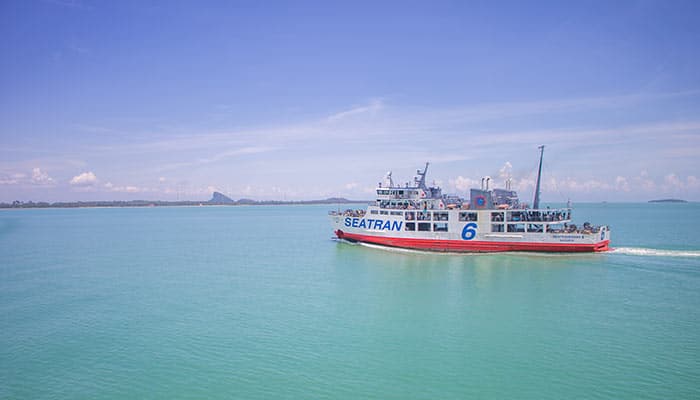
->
left=330, top=146, right=610, bottom=253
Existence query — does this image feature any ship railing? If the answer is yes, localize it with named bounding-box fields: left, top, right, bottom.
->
left=376, top=201, right=420, bottom=210
left=329, top=209, right=366, bottom=218
left=515, top=208, right=572, bottom=222
left=545, top=223, right=607, bottom=235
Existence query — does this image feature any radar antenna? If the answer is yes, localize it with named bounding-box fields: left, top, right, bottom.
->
left=384, top=171, right=394, bottom=188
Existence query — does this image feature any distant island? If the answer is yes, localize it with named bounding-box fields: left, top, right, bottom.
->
left=0, top=192, right=367, bottom=209
left=648, top=199, right=688, bottom=203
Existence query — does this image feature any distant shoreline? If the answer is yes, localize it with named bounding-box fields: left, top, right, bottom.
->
left=0, top=198, right=369, bottom=209
left=648, top=199, right=688, bottom=203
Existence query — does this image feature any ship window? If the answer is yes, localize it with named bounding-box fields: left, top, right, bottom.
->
left=527, top=224, right=543, bottom=233
left=507, top=211, right=524, bottom=222
left=459, top=212, right=477, bottom=221
left=434, top=212, right=448, bottom=221
left=370, top=210, right=378, bottom=215
left=418, top=222, right=431, bottom=231
left=491, top=224, right=504, bottom=232
left=417, top=211, right=431, bottom=221
left=547, top=223, right=565, bottom=233
left=433, top=223, right=448, bottom=232
left=405, top=222, right=416, bottom=231
left=390, top=211, right=403, bottom=216
left=405, top=212, right=415, bottom=221
left=507, top=223, right=526, bottom=232
left=380, top=210, right=389, bottom=215
left=527, top=211, right=542, bottom=221
left=491, top=212, right=504, bottom=222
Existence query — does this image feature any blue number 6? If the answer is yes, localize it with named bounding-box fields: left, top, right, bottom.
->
left=461, top=223, right=477, bottom=240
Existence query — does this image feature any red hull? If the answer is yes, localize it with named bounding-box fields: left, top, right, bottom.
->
left=335, top=230, right=610, bottom=253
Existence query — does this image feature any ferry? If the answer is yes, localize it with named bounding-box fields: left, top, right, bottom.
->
left=329, top=146, right=610, bottom=253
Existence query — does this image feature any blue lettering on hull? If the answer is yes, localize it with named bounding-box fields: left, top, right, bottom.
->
left=345, top=217, right=403, bottom=232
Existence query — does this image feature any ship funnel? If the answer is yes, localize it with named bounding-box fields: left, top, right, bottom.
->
left=481, top=176, right=492, bottom=191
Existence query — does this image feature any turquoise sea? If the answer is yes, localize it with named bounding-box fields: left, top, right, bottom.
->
left=1, top=203, right=699, bottom=399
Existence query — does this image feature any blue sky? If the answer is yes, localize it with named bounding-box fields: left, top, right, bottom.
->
left=1, top=0, right=699, bottom=202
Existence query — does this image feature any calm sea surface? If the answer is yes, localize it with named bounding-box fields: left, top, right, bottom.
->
left=1, top=203, right=699, bottom=399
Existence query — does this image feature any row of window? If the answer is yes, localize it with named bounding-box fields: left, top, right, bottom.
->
left=373, top=209, right=410, bottom=216
left=377, top=189, right=417, bottom=196
left=490, top=210, right=571, bottom=222
left=370, top=209, right=480, bottom=222
left=404, top=211, right=478, bottom=221
left=401, top=222, right=557, bottom=233
left=491, top=223, right=544, bottom=233
left=405, top=222, right=449, bottom=232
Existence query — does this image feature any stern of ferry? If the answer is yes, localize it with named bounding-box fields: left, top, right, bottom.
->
left=594, top=225, right=611, bottom=252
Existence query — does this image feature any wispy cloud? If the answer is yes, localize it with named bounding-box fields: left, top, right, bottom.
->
left=3, top=91, right=700, bottom=201
left=326, top=98, right=384, bottom=122
left=155, top=146, right=276, bottom=172
left=43, top=0, right=91, bottom=9
left=75, top=92, right=700, bottom=162
left=404, top=90, right=700, bottom=126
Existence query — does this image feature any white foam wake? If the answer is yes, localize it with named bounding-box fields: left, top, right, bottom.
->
left=612, top=247, right=700, bottom=258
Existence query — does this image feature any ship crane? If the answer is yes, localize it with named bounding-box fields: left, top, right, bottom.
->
left=533, top=145, right=545, bottom=209
left=414, top=162, right=429, bottom=190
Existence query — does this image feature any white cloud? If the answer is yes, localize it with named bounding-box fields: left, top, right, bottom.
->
left=663, top=173, right=682, bottom=190
left=635, top=171, right=656, bottom=191
left=615, top=176, right=630, bottom=192
left=498, top=162, right=513, bottom=180
left=104, top=182, right=150, bottom=193
left=449, top=176, right=480, bottom=192
left=660, top=173, right=700, bottom=192
left=31, top=168, right=54, bottom=185
left=516, top=177, right=536, bottom=192
left=70, top=171, right=98, bottom=186
left=0, top=176, right=18, bottom=185
left=0, top=168, right=54, bottom=186
left=4, top=92, right=700, bottom=202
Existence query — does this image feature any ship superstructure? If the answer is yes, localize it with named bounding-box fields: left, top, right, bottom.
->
left=329, top=147, right=610, bottom=253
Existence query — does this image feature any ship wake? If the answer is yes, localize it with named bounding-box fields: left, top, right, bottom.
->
left=611, top=247, right=700, bottom=258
